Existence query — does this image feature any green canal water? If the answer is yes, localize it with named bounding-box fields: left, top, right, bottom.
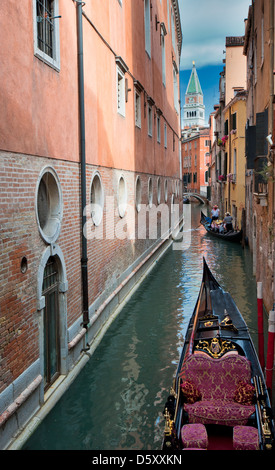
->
left=23, top=204, right=264, bottom=450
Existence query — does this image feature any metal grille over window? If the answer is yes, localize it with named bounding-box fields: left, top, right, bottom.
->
left=43, top=256, right=58, bottom=292
left=37, top=0, right=54, bottom=58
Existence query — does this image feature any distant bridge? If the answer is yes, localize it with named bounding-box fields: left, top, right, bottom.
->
left=183, top=192, right=207, bottom=204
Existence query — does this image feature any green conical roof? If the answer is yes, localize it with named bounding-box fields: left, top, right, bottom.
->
left=186, top=62, right=203, bottom=95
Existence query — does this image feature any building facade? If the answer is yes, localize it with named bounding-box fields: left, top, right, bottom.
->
left=209, top=71, right=226, bottom=211
left=208, top=36, right=246, bottom=223
left=0, top=0, right=182, bottom=449
left=181, top=64, right=210, bottom=196
left=243, top=0, right=275, bottom=310
left=182, top=128, right=211, bottom=196
left=222, top=91, right=247, bottom=229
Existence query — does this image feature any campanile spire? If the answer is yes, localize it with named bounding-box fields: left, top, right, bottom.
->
left=182, top=62, right=205, bottom=128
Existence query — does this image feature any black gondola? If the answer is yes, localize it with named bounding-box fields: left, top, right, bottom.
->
left=200, top=211, right=242, bottom=243
left=162, top=258, right=274, bottom=451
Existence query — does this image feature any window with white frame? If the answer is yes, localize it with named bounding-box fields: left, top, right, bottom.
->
left=148, top=177, right=153, bottom=208
left=118, top=175, right=127, bottom=217
left=90, top=171, right=104, bottom=226
left=117, top=68, right=125, bottom=116
left=148, top=104, right=153, bottom=136
left=164, top=179, right=168, bottom=202
left=144, top=0, right=151, bottom=57
left=157, top=115, right=161, bottom=143
left=36, top=166, right=63, bottom=244
left=135, top=89, right=141, bottom=128
left=157, top=177, right=161, bottom=204
left=171, top=7, right=176, bottom=52
left=116, top=56, right=128, bottom=117
left=135, top=176, right=142, bottom=212
left=164, top=123, right=167, bottom=148
left=33, top=0, right=60, bottom=70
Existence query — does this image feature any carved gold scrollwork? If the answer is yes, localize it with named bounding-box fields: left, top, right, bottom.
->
left=195, top=337, right=236, bottom=358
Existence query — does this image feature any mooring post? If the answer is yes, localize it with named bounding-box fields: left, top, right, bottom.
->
left=266, top=310, right=275, bottom=398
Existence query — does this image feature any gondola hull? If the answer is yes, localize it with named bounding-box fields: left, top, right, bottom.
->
left=200, top=211, right=242, bottom=243
left=162, top=259, right=274, bottom=451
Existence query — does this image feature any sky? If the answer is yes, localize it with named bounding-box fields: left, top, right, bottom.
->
left=178, top=0, right=252, bottom=124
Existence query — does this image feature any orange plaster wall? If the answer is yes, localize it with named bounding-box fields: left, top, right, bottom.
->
left=1, top=0, right=181, bottom=178
left=0, top=0, right=79, bottom=161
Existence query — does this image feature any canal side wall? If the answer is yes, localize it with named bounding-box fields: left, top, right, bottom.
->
left=0, top=150, right=183, bottom=450
left=0, top=0, right=183, bottom=450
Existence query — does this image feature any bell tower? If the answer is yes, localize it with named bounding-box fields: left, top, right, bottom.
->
left=182, top=61, right=205, bottom=128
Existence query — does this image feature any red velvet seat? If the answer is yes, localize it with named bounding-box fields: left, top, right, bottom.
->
left=181, top=423, right=208, bottom=449
left=180, top=354, right=255, bottom=426
left=233, top=425, right=259, bottom=450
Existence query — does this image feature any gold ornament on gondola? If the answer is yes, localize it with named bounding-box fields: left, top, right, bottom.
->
left=195, top=337, right=236, bottom=358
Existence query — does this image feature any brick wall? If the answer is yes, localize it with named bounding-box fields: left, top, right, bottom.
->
left=0, top=150, right=182, bottom=394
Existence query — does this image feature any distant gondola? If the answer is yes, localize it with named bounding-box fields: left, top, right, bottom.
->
left=200, top=211, right=242, bottom=243
left=162, top=258, right=274, bottom=451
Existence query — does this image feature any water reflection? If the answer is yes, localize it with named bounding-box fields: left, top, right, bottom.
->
left=23, top=204, right=258, bottom=450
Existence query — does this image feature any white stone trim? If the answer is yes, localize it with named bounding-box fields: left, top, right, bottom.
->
left=32, top=0, right=61, bottom=72
left=35, top=165, right=63, bottom=245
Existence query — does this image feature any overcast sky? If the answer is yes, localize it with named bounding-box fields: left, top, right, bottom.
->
left=178, top=0, right=252, bottom=70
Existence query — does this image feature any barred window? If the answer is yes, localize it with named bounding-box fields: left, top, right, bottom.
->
left=33, top=0, right=60, bottom=70
left=37, top=0, right=54, bottom=57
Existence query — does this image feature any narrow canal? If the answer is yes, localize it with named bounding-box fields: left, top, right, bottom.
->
left=23, top=204, right=264, bottom=450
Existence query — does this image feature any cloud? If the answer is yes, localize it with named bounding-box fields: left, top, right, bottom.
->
left=181, top=40, right=225, bottom=69
left=179, top=0, right=251, bottom=69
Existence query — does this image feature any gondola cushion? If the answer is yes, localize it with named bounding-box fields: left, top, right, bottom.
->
left=185, top=399, right=255, bottom=427
left=180, top=354, right=255, bottom=426
left=181, top=423, right=208, bottom=449
left=233, top=425, right=259, bottom=450
left=181, top=380, right=202, bottom=403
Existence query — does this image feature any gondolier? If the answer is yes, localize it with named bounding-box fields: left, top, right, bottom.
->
left=223, top=212, right=233, bottom=232
left=211, top=205, right=220, bottom=221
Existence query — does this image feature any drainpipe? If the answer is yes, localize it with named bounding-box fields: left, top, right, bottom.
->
left=76, top=1, right=89, bottom=332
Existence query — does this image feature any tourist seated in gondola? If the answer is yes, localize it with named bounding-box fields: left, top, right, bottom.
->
left=223, top=212, right=234, bottom=232
left=211, top=221, right=218, bottom=232
left=218, top=223, right=225, bottom=234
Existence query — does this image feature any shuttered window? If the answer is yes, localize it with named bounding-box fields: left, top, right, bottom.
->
left=256, top=109, right=268, bottom=157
